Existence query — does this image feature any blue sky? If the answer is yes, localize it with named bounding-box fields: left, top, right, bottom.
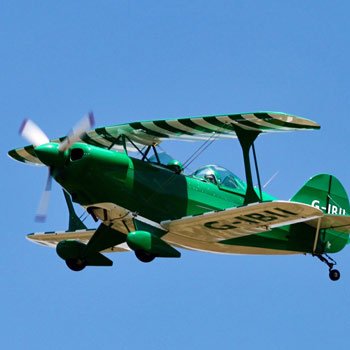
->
left=2, top=1, right=350, bottom=349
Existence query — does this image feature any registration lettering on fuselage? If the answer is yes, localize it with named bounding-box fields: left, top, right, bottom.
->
left=311, top=200, right=346, bottom=215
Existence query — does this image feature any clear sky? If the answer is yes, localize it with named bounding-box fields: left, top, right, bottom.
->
left=2, top=1, right=350, bottom=349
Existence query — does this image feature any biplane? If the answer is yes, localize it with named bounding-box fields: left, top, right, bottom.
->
left=8, top=112, right=350, bottom=281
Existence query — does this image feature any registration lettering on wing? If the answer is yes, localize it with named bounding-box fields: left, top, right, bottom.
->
left=204, top=208, right=298, bottom=230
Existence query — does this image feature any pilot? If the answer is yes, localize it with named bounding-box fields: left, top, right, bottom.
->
left=204, top=170, right=218, bottom=185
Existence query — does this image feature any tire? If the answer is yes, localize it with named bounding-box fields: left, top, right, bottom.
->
left=329, top=269, right=340, bottom=281
left=65, top=258, right=87, bottom=271
left=135, top=250, right=155, bottom=263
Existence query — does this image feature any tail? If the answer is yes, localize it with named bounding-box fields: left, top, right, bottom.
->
left=291, top=174, right=349, bottom=215
left=291, top=174, right=350, bottom=253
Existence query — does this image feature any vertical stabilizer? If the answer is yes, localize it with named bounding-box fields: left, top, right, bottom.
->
left=291, top=174, right=349, bottom=215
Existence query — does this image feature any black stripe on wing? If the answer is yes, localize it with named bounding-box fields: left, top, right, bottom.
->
left=95, top=127, right=122, bottom=144
left=8, top=149, right=28, bottom=163
left=129, top=122, right=169, bottom=138
left=201, top=116, right=239, bottom=131
left=153, top=120, right=195, bottom=136
left=179, top=118, right=232, bottom=135
left=81, top=133, right=107, bottom=147
left=24, top=145, right=37, bottom=157
left=227, top=114, right=264, bottom=130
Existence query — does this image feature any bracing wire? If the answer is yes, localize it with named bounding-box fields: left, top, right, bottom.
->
left=182, top=132, right=219, bottom=170
left=142, top=132, right=219, bottom=206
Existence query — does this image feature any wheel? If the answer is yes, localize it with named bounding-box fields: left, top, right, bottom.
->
left=329, top=269, right=340, bottom=281
left=135, top=250, right=155, bottom=263
left=65, top=258, right=87, bottom=271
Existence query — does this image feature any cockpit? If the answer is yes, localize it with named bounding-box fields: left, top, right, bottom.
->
left=191, top=165, right=246, bottom=191
left=148, top=152, right=246, bottom=191
left=149, top=152, right=184, bottom=174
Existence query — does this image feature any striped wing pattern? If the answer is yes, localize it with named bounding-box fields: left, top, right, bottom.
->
left=8, top=112, right=320, bottom=165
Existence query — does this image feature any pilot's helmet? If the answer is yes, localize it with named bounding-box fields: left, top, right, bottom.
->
left=167, top=159, right=184, bottom=174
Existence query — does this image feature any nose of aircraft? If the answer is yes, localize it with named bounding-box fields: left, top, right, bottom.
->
left=34, top=143, right=65, bottom=167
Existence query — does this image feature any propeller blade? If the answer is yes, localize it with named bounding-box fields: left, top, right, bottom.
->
left=19, top=112, right=96, bottom=221
left=19, top=119, right=50, bottom=147
left=59, top=112, right=95, bottom=151
left=35, top=169, right=52, bottom=222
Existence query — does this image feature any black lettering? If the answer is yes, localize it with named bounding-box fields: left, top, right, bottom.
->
left=274, top=208, right=298, bottom=216
left=235, top=216, right=259, bottom=224
left=204, top=221, right=238, bottom=230
left=245, top=213, right=277, bottom=222
left=264, top=210, right=289, bottom=218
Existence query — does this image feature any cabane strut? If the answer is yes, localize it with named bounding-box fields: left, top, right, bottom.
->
left=234, top=127, right=262, bottom=205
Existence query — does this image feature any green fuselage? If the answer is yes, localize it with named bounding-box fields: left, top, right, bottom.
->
left=51, top=143, right=347, bottom=255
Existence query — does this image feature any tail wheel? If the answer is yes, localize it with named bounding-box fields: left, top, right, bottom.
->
left=65, top=258, right=87, bottom=271
left=329, top=269, right=340, bottom=281
left=135, top=250, right=155, bottom=263
left=314, top=254, right=341, bottom=281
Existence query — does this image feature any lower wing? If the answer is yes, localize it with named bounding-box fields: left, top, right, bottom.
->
left=161, top=201, right=323, bottom=242
left=27, top=229, right=130, bottom=253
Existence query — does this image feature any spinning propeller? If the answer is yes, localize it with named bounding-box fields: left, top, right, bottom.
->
left=19, top=113, right=95, bottom=222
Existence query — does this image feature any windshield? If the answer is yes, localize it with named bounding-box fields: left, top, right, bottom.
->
left=191, top=165, right=246, bottom=191
left=149, top=151, right=175, bottom=165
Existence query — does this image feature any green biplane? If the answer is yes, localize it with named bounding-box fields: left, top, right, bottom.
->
left=8, top=112, right=350, bottom=281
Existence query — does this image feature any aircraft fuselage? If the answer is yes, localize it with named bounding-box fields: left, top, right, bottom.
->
left=51, top=143, right=348, bottom=255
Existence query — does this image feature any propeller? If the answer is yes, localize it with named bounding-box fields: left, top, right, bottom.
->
left=35, top=169, right=52, bottom=222
left=19, top=119, right=50, bottom=147
left=59, top=111, right=95, bottom=151
left=19, top=112, right=95, bottom=222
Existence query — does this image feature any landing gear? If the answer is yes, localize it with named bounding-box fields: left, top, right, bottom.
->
left=314, top=254, right=340, bottom=281
left=65, top=258, right=87, bottom=271
left=135, top=250, right=156, bottom=263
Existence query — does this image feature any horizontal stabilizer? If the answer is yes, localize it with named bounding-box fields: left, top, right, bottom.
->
left=308, top=215, right=350, bottom=233
left=26, top=229, right=130, bottom=253
left=161, top=201, right=323, bottom=242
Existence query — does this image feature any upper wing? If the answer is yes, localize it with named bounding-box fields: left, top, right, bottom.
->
left=161, top=201, right=323, bottom=242
left=27, top=229, right=130, bottom=253
left=8, top=111, right=320, bottom=165
left=307, top=215, right=350, bottom=233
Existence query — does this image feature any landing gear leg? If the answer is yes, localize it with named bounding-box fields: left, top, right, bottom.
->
left=314, top=254, right=340, bottom=281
